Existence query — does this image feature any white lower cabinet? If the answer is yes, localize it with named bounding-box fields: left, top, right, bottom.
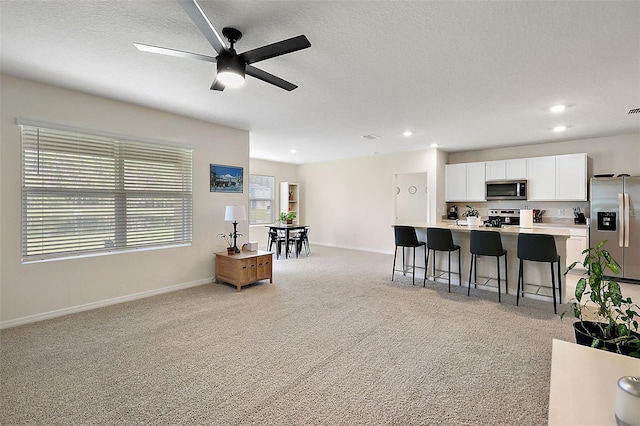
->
left=566, top=228, right=588, bottom=272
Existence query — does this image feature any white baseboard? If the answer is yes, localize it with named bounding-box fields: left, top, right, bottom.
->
left=0, top=278, right=212, bottom=330
left=315, top=242, right=394, bottom=255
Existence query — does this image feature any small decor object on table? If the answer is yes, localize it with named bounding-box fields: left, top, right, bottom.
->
left=463, top=205, right=482, bottom=226
left=218, top=232, right=240, bottom=255
left=563, top=240, right=640, bottom=358
left=615, top=376, right=640, bottom=426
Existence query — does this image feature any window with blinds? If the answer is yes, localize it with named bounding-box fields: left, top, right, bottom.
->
left=21, top=124, right=193, bottom=261
left=249, top=175, right=275, bottom=225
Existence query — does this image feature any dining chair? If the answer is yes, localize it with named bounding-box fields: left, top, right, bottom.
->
left=267, top=228, right=287, bottom=259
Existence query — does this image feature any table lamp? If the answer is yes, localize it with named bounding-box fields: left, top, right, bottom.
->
left=225, top=205, right=246, bottom=253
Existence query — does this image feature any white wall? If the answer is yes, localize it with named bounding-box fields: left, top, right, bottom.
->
left=298, top=149, right=445, bottom=254
left=0, top=75, right=249, bottom=326
left=248, top=158, right=298, bottom=248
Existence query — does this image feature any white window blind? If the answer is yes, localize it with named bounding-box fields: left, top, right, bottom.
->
left=21, top=124, right=193, bottom=261
left=249, top=175, right=275, bottom=225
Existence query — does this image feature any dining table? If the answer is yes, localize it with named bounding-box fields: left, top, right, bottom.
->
left=268, top=224, right=308, bottom=259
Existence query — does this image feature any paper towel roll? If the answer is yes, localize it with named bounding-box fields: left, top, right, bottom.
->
left=520, top=209, right=533, bottom=228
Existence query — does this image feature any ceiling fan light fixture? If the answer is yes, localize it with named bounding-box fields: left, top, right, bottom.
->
left=217, top=71, right=245, bottom=87
left=216, top=53, right=246, bottom=87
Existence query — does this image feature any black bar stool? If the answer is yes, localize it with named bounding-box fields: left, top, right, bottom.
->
left=468, top=230, right=507, bottom=302
left=516, top=233, right=562, bottom=314
left=392, top=226, right=427, bottom=285
left=426, top=228, right=461, bottom=292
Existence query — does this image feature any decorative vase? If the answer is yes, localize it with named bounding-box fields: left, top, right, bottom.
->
left=467, top=216, right=482, bottom=226
left=227, top=247, right=235, bottom=255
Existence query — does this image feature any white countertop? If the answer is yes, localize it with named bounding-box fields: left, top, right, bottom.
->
left=548, top=339, right=640, bottom=425
left=399, top=222, right=574, bottom=237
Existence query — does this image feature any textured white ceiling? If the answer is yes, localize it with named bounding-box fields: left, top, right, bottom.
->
left=1, top=0, right=639, bottom=164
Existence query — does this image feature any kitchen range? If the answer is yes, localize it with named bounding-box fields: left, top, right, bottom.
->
left=486, top=209, right=521, bottom=227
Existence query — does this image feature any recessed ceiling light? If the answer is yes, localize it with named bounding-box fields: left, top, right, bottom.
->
left=403, top=131, right=414, bottom=137
left=430, top=143, right=439, bottom=148
left=553, top=125, right=566, bottom=132
left=290, top=149, right=297, bottom=153
left=550, top=104, right=566, bottom=113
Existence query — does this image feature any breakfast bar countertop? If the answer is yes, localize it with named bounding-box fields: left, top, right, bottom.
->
left=399, top=222, right=574, bottom=237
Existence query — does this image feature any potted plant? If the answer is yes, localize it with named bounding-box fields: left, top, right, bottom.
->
left=463, top=205, right=482, bottom=226
left=563, top=240, right=640, bottom=358
left=218, top=232, right=242, bottom=255
left=279, top=212, right=296, bottom=224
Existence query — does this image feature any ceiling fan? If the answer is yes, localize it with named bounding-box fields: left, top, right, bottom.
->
left=134, top=0, right=311, bottom=91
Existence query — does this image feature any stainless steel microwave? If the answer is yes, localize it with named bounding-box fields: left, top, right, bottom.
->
left=485, top=180, right=527, bottom=200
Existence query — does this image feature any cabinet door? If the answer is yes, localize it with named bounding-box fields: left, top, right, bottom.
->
left=238, top=258, right=258, bottom=285
left=556, top=154, right=587, bottom=201
left=566, top=229, right=588, bottom=272
left=256, top=255, right=272, bottom=281
left=506, top=159, right=527, bottom=179
left=466, top=162, right=486, bottom=201
left=527, top=156, right=556, bottom=200
left=445, top=164, right=467, bottom=201
left=485, top=160, right=506, bottom=181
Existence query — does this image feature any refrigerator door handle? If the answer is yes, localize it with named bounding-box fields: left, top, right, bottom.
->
left=619, top=193, right=625, bottom=247
left=624, top=192, right=630, bottom=248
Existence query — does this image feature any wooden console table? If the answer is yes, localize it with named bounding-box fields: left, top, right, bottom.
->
left=214, top=250, right=273, bottom=291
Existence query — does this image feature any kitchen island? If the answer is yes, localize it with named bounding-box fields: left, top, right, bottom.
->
left=398, top=222, right=572, bottom=302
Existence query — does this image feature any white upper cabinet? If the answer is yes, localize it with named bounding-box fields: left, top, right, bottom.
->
left=445, top=163, right=467, bottom=201
left=485, top=160, right=506, bottom=181
left=526, top=153, right=587, bottom=201
left=556, top=153, right=587, bottom=201
left=527, top=156, right=557, bottom=201
left=447, top=153, right=586, bottom=203
left=506, top=158, right=527, bottom=179
left=485, top=159, right=527, bottom=181
left=466, top=162, right=486, bottom=201
left=445, top=162, right=486, bottom=201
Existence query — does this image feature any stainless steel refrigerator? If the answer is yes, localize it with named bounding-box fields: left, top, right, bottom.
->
left=590, top=176, right=640, bottom=282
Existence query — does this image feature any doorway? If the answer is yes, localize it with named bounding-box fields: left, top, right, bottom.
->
left=394, top=172, right=429, bottom=224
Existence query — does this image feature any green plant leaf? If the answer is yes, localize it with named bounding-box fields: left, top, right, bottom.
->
left=609, top=281, right=623, bottom=306
left=575, top=278, right=586, bottom=300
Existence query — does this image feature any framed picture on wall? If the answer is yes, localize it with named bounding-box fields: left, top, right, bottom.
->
left=210, top=164, right=243, bottom=193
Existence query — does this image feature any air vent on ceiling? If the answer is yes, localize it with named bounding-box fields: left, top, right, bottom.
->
left=362, top=134, right=381, bottom=140
left=628, top=108, right=640, bottom=114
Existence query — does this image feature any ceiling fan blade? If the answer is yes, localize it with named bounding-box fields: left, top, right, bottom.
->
left=177, top=0, right=227, bottom=54
left=134, top=43, right=217, bottom=63
left=240, top=35, right=311, bottom=65
left=246, top=65, right=298, bottom=91
left=210, top=79, right=225, bottom=91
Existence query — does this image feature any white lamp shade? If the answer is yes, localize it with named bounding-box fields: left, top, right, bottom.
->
left=225, top=205, right=247, bottom=222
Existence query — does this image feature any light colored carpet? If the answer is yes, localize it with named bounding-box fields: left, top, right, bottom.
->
left=1, top=245, right=574, bottom=425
